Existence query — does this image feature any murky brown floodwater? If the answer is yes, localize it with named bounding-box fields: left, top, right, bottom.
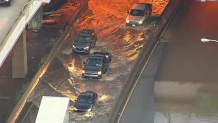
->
left=155, top=0, right=218, bottom=123
left=29, top=0, right=168, bottom=122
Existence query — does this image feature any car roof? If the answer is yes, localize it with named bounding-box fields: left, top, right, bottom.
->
left=132, top=3, right=146, bottom=10
left=79, top=29, right=95, bottom=34
left=89, top=55, right=104, bottom=60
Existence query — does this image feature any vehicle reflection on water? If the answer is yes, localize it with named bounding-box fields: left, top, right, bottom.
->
left=155, top=81, right=218, bottom=123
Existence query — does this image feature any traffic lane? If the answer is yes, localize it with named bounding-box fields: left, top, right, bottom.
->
left=119, top=43, right=164, bottom=123
left=156, top=0, right=218, bottom=83
left=119, top=78, right=155, bottom=123
left=0, top=0, right=29, bottom=45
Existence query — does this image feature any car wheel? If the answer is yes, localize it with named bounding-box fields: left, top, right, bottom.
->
left=98, top=75, right=102, bottom=79
left=72, top=50, right=75, bottom=54
left=92, top=106, right=95, bottom=111
left=86, top=51, right=90, bottom=55
left=104, top=69, right=107, bottom=74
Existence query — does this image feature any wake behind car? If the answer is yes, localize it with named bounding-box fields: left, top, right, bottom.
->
left=0, top=0, right=12, bottom=6
left=82, top=52, right=112, bottom=78
left=126, top=3, right=152, bottom=26
left=72, top=29, right=97, bottom=54
left=74, top=91, right=98, bottom=112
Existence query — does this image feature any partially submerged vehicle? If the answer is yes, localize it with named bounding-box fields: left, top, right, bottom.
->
left=72, top=29, right=97, bottom=54
left=82, top=52, right=112, bottom=78
left=126, top=3, right=152, bottom=26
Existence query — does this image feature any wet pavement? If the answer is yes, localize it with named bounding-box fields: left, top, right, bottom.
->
left=27, top=0, right=168, bottom=122
left=155, top=0, right=218, bottom=123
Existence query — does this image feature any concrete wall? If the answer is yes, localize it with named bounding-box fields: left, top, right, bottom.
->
left=12, top=30, right=28, bottom=78
left=28, top=5, right=43, bottom=30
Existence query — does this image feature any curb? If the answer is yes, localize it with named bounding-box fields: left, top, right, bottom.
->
left=107, top=0, right=183, bottom=123
left=6, top=1, right=88, bottom=123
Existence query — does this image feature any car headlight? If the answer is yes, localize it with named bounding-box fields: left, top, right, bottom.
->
left=87, top=108, right=92, bottom=112
left=98, top=71, right=102, bottom=75
left=82, top=70, right=85, bottom=73
left=74, top=107, right=78, bottom=110
left=126, top=20, right=129, bottom=23
left=72, top=45, right=76, bottom=49
left=84, top=46, right=90, bottom=50
left=139, top=21, right=143, bottom=24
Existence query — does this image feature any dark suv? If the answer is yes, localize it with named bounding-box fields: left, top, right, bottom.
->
left=0, top=0, right=12, bottom=6
left=74, top=91, right=98, bottom=112
left=72, top=29, right=97, bottom=54
left=82, top=52, right=112, bottom=78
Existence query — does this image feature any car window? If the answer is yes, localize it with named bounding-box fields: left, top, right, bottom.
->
left=77, top=95, right=92, bottom=104
left=86, top=58, right=103, bottom=67
left=130, top=9, right=144, bottom=16
left=76, top=35, right=91, bottom=43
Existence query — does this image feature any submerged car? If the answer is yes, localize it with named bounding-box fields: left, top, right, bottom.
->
left=0, top=0, right=12, bottom=6
left=72, top=29, right=97, bottom=54
left=82, top=52, right=112, bottom=78
left=126, top=3, right=152, bottom=26
left=74, top=91, right=98, bottom=112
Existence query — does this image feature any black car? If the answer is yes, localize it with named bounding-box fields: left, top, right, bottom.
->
left=82, top=52, right=112, bottom=78
left=74, top=91, right=98, bottom=112
left=0, top=0, right=12, bottom=6
left=72, top=29, right=97, bottom=54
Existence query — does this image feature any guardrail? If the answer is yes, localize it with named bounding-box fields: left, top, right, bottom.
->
left=6, top=0, right=88, bottom=123
left=0, top=0, right=44, bottom=67
left=107, top=0, right=183, bottom=122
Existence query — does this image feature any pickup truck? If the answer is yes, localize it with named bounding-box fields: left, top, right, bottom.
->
left=126, top=3, right=152, bottom=26
left=82, top=52, right=112, bottom=79
left=0, top=0, right=12, bottom=6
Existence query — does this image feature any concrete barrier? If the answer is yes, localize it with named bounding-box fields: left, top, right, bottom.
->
left=6, top=0, right=88, bottom=123
left=107, top=0, right=183, bottom=123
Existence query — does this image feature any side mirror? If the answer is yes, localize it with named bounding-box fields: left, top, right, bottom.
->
left=83, top=62, right=86, bottom=64
left=127, top=11, right=130, bottom=14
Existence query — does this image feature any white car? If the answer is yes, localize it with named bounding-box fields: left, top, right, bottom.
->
left=126, top=3, right=152, bottom=26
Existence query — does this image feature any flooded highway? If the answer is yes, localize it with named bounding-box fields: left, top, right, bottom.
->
left=28, top=0, right=168, bottom=122
left=155, top=0, right=218, bottom=123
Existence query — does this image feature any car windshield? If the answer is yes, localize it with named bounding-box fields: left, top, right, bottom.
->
left=77, top=95, right=92, bottom=104
left=76, top=35, right=91, bottom=43
left=86, top=58, right=102, bottom=67
left=130, top=9, right=144, bottom=16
